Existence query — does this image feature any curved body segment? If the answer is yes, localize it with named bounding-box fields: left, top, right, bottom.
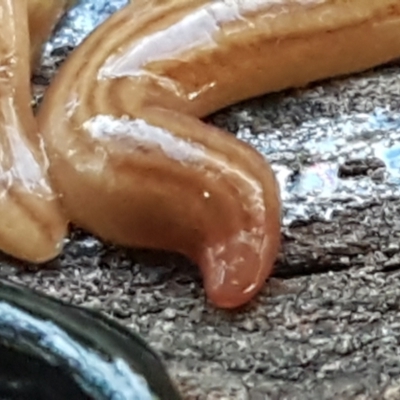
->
left=37, top=0, right=400, bottom=307
left=0, top=0, right=67, bottom=262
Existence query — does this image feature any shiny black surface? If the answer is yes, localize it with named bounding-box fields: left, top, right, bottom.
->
left=0, top=279, right=182, bottom=400
left=0, top=344, right=92, bottom=399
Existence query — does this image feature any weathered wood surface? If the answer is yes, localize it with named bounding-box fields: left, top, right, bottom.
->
left=7, top=198, right=400, bottom=399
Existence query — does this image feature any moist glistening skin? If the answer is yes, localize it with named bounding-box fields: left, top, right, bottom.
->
left=4, top=0, right=400, bottom=308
